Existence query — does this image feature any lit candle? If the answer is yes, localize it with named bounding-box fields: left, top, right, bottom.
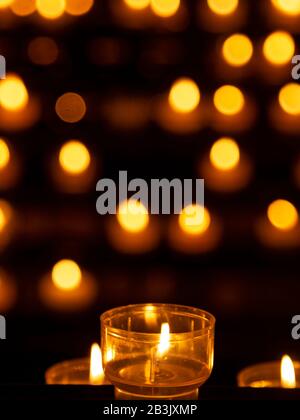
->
left=168, top=204, right=221, bottom=254
left=155, top=78, right=204, bottom=134
left=39, top=259, right=98, bottom=311
left=101, top=303, right=215, bottom=400
left=107, top=199, right=160, bottom=253
left=238, top=355, right=299, bottom=388
left=200, top=137, right=252, bottom=192
left=0, top=73, right=40, bottom=131
left=256, top=199, right=300, bottom=248
left=46, top=343, right=110, bottom=385
left=50, top=140, right=97, bottom=193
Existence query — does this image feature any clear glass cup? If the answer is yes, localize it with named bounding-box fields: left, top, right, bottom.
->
left=101, top=303, right=215, bottom=399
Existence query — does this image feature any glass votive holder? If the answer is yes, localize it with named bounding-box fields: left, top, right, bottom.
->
left=101, top=303, right=215, bottom=400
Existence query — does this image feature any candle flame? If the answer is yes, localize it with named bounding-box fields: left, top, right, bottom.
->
left=89, top=343, right=105, bottom=385
left=157, top=323, right=170, bottom=356
left=281, top=355, right=296, bottom=388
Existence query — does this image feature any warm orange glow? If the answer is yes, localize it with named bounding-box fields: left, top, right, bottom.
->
left=271, top=0, right=300, bottom=15
left=10, top=0, right=36, bottom=15
left=36, top=0, right=65, bottom=19
left=28, top=37, right=59, bottom=66
left=0, top=201, right=12, bottom=232
left=210, top=137, right=240, bottom=171
left=123, top=0, right=150, bottom=10
left=207, top=0, right=238, bottom=15
left=65, top=0, right=94, bottom=15
left=144, top=305, right=157, bottom=326
left=179, top=204, right=211, bottom=235
left=0, top=138, right=10, bottom=170
left=281, top=355, right=296, bottom=388
left=59, top=141, right=91, bottom=175
left=150, top=0, right=180, bottom=17
left=222, top=34, right=253, bottom=67
left=55, top=93, right=86, bottom=123
left=51, top=259, right=82, bottom=291
left=0, top=74, right=29, bottom=112
left=117, top=199, right=149, bottom=233
left=267, top=199, right=299, bottom=231
left=168, top=78, right=201, bottom=114
left=263, top=31, right=295, bottom=66
left=279, top=83, right=300, bottom=116
left=213, top=85, right=245, bottom=116
left=0, top=0, right=13, bottom=8
left=158, top=323, right=170, bottom=356
left=89, top=343, right=105, bottom=385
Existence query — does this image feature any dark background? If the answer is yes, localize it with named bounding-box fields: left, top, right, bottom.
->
left=0, top=0, right=299, bottom=388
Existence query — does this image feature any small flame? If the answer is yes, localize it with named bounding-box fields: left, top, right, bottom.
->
left=281, top=355, right=296, bottom=388
left=89, top=343, right=105, bottom=385
left=157, top=323, right=170, bottom=356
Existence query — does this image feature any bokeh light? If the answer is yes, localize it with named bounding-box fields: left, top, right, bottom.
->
left=279, top=83, right=300, bottom=116
left=65, top=0, right=94, bottom=16
left=0, top=74, right=29, bottom=112
left=0, top=0, right=13, bottom=8
left=271, top=0, right=300, bottom=16
left=222, top=34, right=253, bottom=67
left=123, top=0, right=150, bottom=10
left=36, top=0, right=65, bottom=19
left=207, top=0, right=238, bottom=15
left=267, top=199, right=299, bottom=231
left=213, top=85, right=245, bottom=116
left=210, top=138, right=240, bottom=171
left=10, top=0, right=36, bottom=16
left=263, top=31, right=295, bottom=66
left=179, top=205, right=211, bottom=236
left=55, top=92, right=86, bottom=123
left=117, top=199, right=149, bottom=233
left=0, top=200, right=12, bottom=233
left=150, top=0, right=180, bottom=17
left=59, top=141, right=91, bottom=175
left=0, top=139, right=10, bottom=170
left=28, top=37, right=59, bottom=66
left=168, top=78, right=200, bottom=114
left=52, top=259, right=82, bottom=291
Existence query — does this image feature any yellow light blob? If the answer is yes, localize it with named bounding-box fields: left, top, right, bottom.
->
left=207, top=0, right=238, bottom=15
left=279, top=83, right=300, bottom=116
left=36, top=0, right=65, bottom=19
left=150, top=0, right=180, bottom=17
left=267, top=199, right=299, bottom=231
left=123, top=0, right=150, bottom=10
left=222, top=34, right=253, bottom=67
left=65, top=0, right=94, bottom=16
left=281, top=355, right=296, bottom=388
left=0, top=0, right=13, bottom=8
left=10, top=0, right=36, bottom=16
left=55, top=92, right=86, bottom=123
left=117, top=199, right=149, bottom=233
left=271, top=0, right=300, bottom=16
left=52, top=259, right=82, bottom=291
left=213, top=85, right=245, bottom=116
left=89, top=343, right=105, bottom=384
left=0, top=201, right=12, bottom=232
left=59, top=141, right=91, bottom=175
left=179, top=204, right=211, bottom=236
left=210, top=138, right=240, bottom=171
left=168, top=78, right=201, bottom=114
left=0, top=75, right=29, bottom=112
left=263, top=31, right=295, bottom=66
left=0, top=139, right=10, bottom=170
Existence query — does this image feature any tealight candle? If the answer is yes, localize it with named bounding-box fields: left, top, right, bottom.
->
left=107, top=199, right=160, bottom=253
left=200, top=137, right=252, bottom=192
left=46, top=343, right=110, bottom=385
left=101, top=303, right=215, bottom=400
left=155, top=78, right=205, bottom=134
left=238, top=355, right=300, bottom=388
left=255, top=199, right=300, bottom=248
left=168, top=204, right=221, bottom=254
left=39, top=259, right=98, bottom=311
